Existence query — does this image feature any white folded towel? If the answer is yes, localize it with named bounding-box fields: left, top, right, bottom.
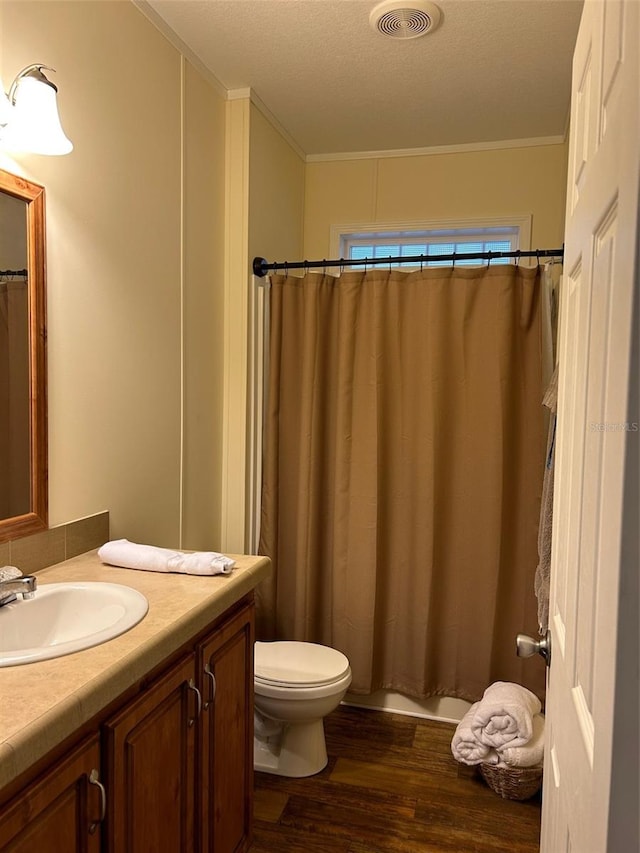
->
left=471, top=681, right=542, bottom=749
left=98, top=539, right=235, bottom=576
left=451, top=702, right=500, bottom=766
left=497, top=713, right=545, bottom=768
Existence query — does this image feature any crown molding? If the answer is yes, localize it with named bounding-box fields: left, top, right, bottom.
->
left=227, top=88, right=251, bottom=101
left=306, top=135, right=567, bottom=163
left=226, top=88, right=306, bottom=162
left=130, top=3, right=306, bottom=163
left=132, top=0, right=227, bottom=99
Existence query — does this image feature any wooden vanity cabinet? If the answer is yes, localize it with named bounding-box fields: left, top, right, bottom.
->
left=0, top=597, right=256, bottom=853
left=102, top=598, right=255, bottom=853
left=197, top=601, right=254, bottom=853
left=0, top=735, right=103, bottom=852
left=103, top=654, right=198, bottom=853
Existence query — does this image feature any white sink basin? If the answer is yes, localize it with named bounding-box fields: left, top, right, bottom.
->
left=0, top=582, right=149, bottom=667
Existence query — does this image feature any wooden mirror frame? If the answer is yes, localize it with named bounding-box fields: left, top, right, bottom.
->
left=0, top=168, right=47, bottom=542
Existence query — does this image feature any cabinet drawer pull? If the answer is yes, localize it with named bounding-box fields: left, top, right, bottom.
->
left=203, top=663, right=216, bottom=710
left=88, top=768, right=106, bottom=834
left=187, top=678, right=202, bottom=726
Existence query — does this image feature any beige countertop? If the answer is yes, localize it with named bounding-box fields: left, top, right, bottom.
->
left=0, top=549, right=270, bottom=793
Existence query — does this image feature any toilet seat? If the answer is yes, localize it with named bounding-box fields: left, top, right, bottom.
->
left=255, top=641, right=350, bottom=688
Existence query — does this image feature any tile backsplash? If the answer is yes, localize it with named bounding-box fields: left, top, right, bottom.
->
left=2, top=512, right=109, bottom=575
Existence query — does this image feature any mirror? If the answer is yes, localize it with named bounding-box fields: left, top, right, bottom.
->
left=0, top=167, right=47, bottom=542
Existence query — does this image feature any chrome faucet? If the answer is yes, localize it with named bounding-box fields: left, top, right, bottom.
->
left=0, top=575, right=37, bottom=606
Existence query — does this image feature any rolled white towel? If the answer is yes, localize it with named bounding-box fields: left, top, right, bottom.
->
left=498, top=713, right=545, bottom=768
left=98, top=539, right=235, bottom=576
left=471, top=681, right=542, bottom=749
left=451, top=702, right=500, bottom=766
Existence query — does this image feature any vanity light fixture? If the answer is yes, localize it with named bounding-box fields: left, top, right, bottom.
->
left=0, top=64, right=73, bottom=155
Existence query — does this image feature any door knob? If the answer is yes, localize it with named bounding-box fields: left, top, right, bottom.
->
left=516, top=630, right=551, bottom=666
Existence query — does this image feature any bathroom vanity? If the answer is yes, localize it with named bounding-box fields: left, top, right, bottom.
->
left=0, top=549, right=271, bottom=852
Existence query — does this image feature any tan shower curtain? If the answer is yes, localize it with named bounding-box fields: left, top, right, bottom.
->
left=258, top=264, right=546, bottom=702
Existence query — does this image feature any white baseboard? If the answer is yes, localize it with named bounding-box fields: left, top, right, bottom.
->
left=342, top=689, right=471, bottom=724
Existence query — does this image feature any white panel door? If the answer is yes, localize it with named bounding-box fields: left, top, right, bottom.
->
left=541, top=1, right=639, bottom=851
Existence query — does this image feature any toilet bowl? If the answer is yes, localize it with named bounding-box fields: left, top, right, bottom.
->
left=253, top=641, right=352, bottom=778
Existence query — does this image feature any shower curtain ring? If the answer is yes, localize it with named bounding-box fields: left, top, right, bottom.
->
left=452, top=250, right=457, bottom=268
left=322, top=259, right=327, bottom=275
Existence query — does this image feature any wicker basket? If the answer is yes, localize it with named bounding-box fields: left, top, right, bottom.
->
left=479, top=762, right=543, bottom=801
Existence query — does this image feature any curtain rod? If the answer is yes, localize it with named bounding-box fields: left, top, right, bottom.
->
left=253, top=248, right=564, bottom=278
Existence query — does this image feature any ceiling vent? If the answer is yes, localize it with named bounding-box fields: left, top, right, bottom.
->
left=369, top=0, right=442, bottom=40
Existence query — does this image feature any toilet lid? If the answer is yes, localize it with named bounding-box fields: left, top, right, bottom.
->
left=255, top=641, right=350, bottom=687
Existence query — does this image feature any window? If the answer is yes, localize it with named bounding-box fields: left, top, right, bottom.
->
left=334, top=219, right=530, bottom=269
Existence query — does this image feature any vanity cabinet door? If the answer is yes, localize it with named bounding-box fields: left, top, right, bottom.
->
left=197, top=602, right=254, bottom=853
left=103, top=653, right=198, bottom=853
left=0, top=735, right=102, bottom=852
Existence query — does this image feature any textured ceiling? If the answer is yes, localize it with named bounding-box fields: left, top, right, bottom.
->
left=142, top=0, right=584, bottom=156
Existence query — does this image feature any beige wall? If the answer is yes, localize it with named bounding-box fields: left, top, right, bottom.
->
left=1, top=0, right=226, bottom=548
left=304, top=143, right=569, bottom=259
left=182, top=62, right=226, bottom=550
left=220, top=98, right=305, bottom=553
left=248, top=105, right=305, bottom=265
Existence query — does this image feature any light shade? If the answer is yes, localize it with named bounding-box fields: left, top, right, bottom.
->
left=2, top=66, right=73, bottom=156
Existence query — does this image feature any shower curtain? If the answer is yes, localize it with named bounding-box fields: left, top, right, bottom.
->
left=258, top=264, right=546, bottom=702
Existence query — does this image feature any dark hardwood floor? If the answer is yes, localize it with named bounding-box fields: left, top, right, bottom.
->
left=251, top=705, right=541, bottom=853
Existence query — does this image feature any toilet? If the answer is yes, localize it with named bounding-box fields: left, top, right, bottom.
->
left=253, top=640, right=352, bottom=778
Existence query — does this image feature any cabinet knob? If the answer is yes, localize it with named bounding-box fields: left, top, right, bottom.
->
left=203, top=663, right=216, bottom=710
left=88, top=768, right=106, bottom=834
left=187, top=678, right=202, bottom=726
